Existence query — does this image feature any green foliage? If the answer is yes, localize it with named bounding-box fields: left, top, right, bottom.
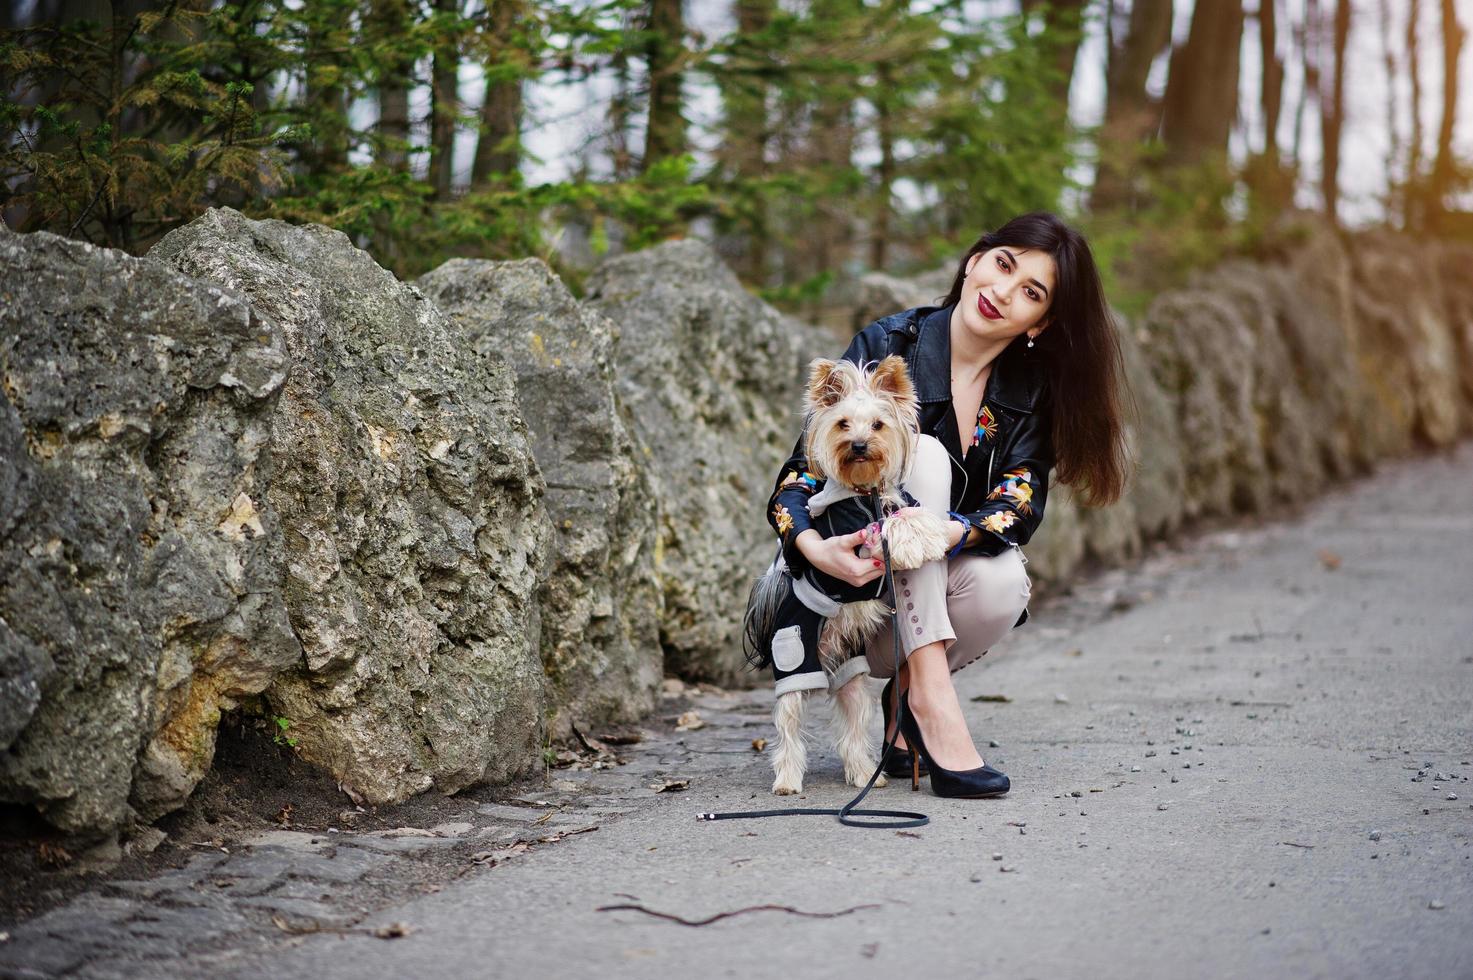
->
left=1082, top=155, right=1259, bottom=318
left=1, top=7, right=295, bottom=250
left=272, top=715, right=299, bottom=749
left=2, top=0, right=1084, bottom=289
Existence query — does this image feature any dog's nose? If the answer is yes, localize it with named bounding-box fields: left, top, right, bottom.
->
left=850, top=440, right=869, bottom=457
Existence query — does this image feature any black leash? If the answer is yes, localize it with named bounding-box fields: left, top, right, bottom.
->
left=697, top=528, right=930, bottom=829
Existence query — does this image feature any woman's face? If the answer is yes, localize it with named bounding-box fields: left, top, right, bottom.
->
left=956, top=246, right=1057, bottom=344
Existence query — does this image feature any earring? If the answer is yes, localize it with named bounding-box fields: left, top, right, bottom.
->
left=1026, top=334, right=1035, bottom=348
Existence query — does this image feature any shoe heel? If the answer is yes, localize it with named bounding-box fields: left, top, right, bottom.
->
left=910, top=750, right=919, bottom=792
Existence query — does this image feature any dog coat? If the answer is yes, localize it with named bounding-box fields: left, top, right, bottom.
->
left=763, top=484, right=919, bottom=696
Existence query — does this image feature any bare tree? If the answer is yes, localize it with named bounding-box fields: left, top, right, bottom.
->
left=1288, top=0, right=1319, bottom=171
left=1380, top=0, right=1402, bottom=224
left=1427, top=0, right=1466, bottom=232
left=1406, top=0, right=1424, bottom=227
left=1260, top=0, right=1284, bottom=171
left=1161, top=0, right=1244, bottom=169
left=1319, top=0, right=1350, bottom=224
left=1090, top=0, right=1173, bottom=211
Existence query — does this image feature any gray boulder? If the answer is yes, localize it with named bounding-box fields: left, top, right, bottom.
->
left=0, top=230, right=296, bottom=835
left=852, top=266, right=954, bottom=333
left=415, top=258, right=661, bottom=735
left=1346, top=231, right=1464, bottom=451
left=150, top=208, right=551, bottom=807
left=1070, top=310, right=1184, bottom=567
left=1436, top=240, right=1473, bottom=433
left=583, top=240, right=832, bottom=682
left=1141, top=288, right=1266, bottom=520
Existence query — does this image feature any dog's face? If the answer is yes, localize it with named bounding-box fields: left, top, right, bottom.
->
left=804, top=356, right=919, bottom=492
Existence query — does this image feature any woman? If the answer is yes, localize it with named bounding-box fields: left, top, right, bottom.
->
left=767, top=211, right=1131, bottom=797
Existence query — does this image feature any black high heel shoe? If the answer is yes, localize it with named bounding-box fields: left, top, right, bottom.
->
left=880, top=678, right=929, bottom=779
left=896, top=690, right=1010, bottom=798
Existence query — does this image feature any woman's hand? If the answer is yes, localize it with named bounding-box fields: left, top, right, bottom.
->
left=794, top=529, right=886, bottom=587
left=945, top=518, right=969, bottom=551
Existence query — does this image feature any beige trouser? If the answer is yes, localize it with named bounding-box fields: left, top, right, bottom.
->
left=863, top=434, right=1033, bottom=679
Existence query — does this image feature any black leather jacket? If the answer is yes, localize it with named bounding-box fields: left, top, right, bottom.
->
left=767, top=303, right=1055, bottom=581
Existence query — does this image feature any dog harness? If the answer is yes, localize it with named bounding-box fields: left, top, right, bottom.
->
left=761, top=484, right=918, bottom=696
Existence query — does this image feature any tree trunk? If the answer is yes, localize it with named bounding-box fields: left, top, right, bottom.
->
left=1406, top=0, right=1424, bottom=227
left=1260, top=0, right=1284, bottom=170
left=1246, top=0, right=1293, bottom=212
left=428, top=0, right=461, bottom=200
left=1319, top=0, right=1350, bottom=225
left=1020, top=0, right=1088, bottom=108
left=1160, top=0, right=1244, bottom=169
left=1090, top=0, right=1173, bottom=211
left=642, top=0, right=686, bottom=171
left=715, top=0, right=775, bottom=281
left=871, top=60, right=896, bottom=272
left=1288, top=0, right=1318, bottom=168
left=1379, top=0, right=1402, bottom=224
left=304, top=5, right=348, bottom=174
left=1426, top=0, right=1465, bottom=233
left=471, top=0, right=526, bottom=184
left=372, top=0, right=413, bottom=173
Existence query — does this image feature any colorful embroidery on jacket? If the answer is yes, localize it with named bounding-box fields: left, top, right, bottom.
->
left=987, top=467, right=1035, bottom=515
left=972, top=404, right=998, bottom=447
left=772, top=503, right=794, bottom=536
left=980, top=510, right=1019, bottom=535
left=780, top=470, right=820, bottom=491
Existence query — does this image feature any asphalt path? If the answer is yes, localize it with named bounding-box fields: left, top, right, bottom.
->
left=18, top=443, right=1473, bottom=980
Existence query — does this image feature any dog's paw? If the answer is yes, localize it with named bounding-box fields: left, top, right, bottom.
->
left=772, top=778, right=803, bottom=796
left=884, top=511, right=950, bottom=568
left=845, top=761, right=887, bottom=788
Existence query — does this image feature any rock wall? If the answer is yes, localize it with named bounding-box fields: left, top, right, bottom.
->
left=4, top=207, right=1470, bottom=841
left=149, top=210, right=552, bottom=810
left=414, top=258, right=661, bottom=736
left=1, top=209, right=553, bottom=839
left=1021, top=217, right=1473, bottom=583
left=582, top=240, right=833, bottom=683
left=0, top=230, right=296, bottom=834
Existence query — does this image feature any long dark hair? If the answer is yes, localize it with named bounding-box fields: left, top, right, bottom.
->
left=939, top=211, right=1131, bottom=507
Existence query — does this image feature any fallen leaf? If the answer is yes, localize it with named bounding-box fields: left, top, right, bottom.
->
left=751, top=738, right=767, bottom=752
left=1317, top=548, right=1342, bottom=570
left=372, top=922, right=414, bottom=939
left=650, top=778, right=690, bottom=793
left=675, top=711, right=706, bottom=731
left=275, top=803, right=294, bottom=826
left=37, top=842, right=71, bottom=868
left=971, top=693, right=1012, bottom=703
left=270, top=913, right=320, bottom=935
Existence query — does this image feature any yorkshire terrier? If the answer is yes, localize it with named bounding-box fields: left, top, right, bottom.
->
left=745, top=355, right=949, bottom=795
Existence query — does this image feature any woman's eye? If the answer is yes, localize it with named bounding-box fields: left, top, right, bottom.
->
left=1026, top=288, right=1039, bottom=301
left=872, top=420, right=884, bottom=431
left=995, top=255, right=1007, bottom=271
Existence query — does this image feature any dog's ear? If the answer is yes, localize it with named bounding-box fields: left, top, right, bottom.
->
left=869, top=355, right=916, bottom=404
left=806, top=358, right=850, bottom=408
